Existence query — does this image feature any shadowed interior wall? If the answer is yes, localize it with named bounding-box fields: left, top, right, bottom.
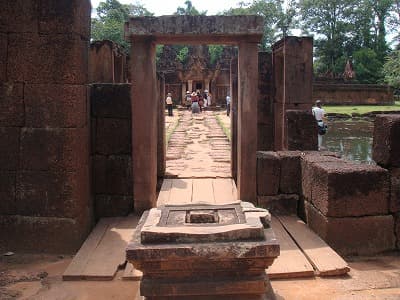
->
left=0, top=0, right=92, bottom=253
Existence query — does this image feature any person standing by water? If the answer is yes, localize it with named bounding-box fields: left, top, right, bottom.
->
left=226, top=94, right=231, bottom=116
left=312, top=100, right=327, bottom=150
left=166, top=92, right=173, bottom=116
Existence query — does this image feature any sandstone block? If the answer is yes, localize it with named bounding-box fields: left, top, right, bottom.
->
left=390, top=168, right=400, bottom=213
left=95, top=118, right=131, bottom=155
left=93, top=155, right=132, bottom=195
left=309, top=161, right=389, bottom=217
left=0, top=34, right=7, bottom=82
left=258, top=194, right=299, bottom=215
left=95, top=195, right=133, bottom=218
left=305, top=201, right=395, bottom=255
left=373, top=115, right=400, bottom=167
left=257, top=123, right=274, bottom=151
left=0, top=214, right=91, bottom=253
left=90, top=84, right=131, bottom=118
left=0, top=172, right=16, bottom=215
left=300, top=152, right=344, bottom=201
left=278, top=151, right=301, bottom=194
left=16, top=168, right=89, bottom=219
left=0, top=82, right=24, bottom=127
left=0, top=127, right=20, bottom=171
left=286, top=110, right=317, bottom=150
left=256, top=151, right=280, bottom=196
left=0, top=1, right=38, bottom=33
left=395, top=213, right=400, bottom=249
left=38, top=0, right=91, bottom=39
left=20, top=127, right=89, bottom=172
left=24, top=84, right=87, bottom=128
left=7, top=33, right=87, bottom=84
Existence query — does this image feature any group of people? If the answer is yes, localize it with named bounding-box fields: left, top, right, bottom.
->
left=185, top=90, right=212, bottom=113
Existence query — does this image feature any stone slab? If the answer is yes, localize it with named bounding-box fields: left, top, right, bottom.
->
left=90, top=84, right=131, bottom=119
left=24, top=84, right=87, bottom=128
left=257, top=151, right=280, bottom=196
left=95, top=118, right=131, bottom=155
left=0, top=171, right=16, bottom=215
left=278, top=151, right=301, bottom=194
left=305, top=201, right=395, bottom=256
left=286, top=110, right=317, bottom=150
left=390, top=168, right=400, bottom=213
left=0, top=127, right=20, bottom=171
left=0, top=82, right=24, bottom=127
left=308, top=160, right=390, bottom=217
left=373, top=115, right=400, bottom=167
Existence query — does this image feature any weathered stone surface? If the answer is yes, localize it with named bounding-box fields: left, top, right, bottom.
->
left=0, top=127, right=20, bottom=171
left=0, top=33, right=7, bottom=82
left=257, top=151, right=280, bottom=196
left=91, top=84, right=131, bottom=118
left=127, top=203, right=279, bottom=298
left=286, top=110, right=317, bottom=150
left=0, top=215, right=91, bottom=253
left=390, top=168, right=400, bottom=213
left=395, top=213, right=400, bottom=249
left=373, top=115, right=400, bottom=168
left=95, top=118, right=131, bottom=155
left=0, top=0, right=38, bottom=33
left=15, top=169, right=89, bottom=219
left=307, top=161, right=389, bottom=217
left=7, top=33, right=87, bottom=84
left=0, top=82, right=25, bottom=127
left=0, top=172, right=16, bottom=215
left=126, top=15, right=264, bottom=43
left=301, top=152, right=348, bottom=201
left=95, top=195, right=133, bottom=218
left=258, top=194, right=299, bottom=215
left=38, top=0, right=91, bottom=39
left=93, top=155, right=132, bottom=195
left=24, top=84, right=87, bottom=128
left=20, top=128, right=88, bottom=172
left=278, top=151, right=301, bottom=194
left=305, top=201, right=395, bottom=255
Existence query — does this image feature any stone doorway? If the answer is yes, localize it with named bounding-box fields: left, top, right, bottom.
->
left=125, top=15, right=264, bottom=212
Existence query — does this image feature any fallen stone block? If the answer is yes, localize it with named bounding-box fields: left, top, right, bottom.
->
left=305, top=201, right=395, bottom=256
left=257, top=151, right=280, bottom=196
left=373, top=114, right=400, bottom=168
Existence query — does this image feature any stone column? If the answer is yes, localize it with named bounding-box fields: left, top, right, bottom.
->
left=181, top=83, right=186, bottom=105
left=237, top=42, right=258, bottom=203
left=230, top=57, right=238, bottom=183
left=131, top=38, right=157, bottom=212
left=157, top=73, right=166, bottom=178
left=188, top=80, right=193, bottom=93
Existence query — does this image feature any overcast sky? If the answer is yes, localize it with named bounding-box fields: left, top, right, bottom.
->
left=90, top=0, right=243, bottom=16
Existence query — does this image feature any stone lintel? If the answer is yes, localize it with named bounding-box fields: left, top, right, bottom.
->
left=125, top=15, right=264, bottom=44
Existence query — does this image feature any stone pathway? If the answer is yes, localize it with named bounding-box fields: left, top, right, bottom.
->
left=165, top=110, right=231, bottom=178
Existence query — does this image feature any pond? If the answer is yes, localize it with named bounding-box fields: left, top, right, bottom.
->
left=322, top=119, right=374, bottom=164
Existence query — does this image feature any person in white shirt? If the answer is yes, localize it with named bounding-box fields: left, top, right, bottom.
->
left=226, top=95, right=231, bottom=116
left=312, top=100, right=327, bottom=150
left=166, top=92, right=173, bottom=116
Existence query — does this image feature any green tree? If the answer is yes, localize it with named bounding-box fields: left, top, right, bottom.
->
left=91, top=0, right=153, bottom=50
left=224, top=0, right=298, bottom=50
left=352, top=48, right=383, bottom=83
left=383, top=50, right=400, bottom=87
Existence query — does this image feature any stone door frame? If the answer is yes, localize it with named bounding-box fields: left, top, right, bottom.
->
left=125, top=16, right=264, bottom=212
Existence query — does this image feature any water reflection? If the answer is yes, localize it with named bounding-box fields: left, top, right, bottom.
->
left=322, top=119, right=374, bottom=164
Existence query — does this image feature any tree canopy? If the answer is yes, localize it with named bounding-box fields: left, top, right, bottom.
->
left=91, top=0, right=400, bottom=85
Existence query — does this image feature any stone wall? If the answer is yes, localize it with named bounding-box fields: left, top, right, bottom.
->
left=0, top=0, right=92, bottom=253
left=257, top=151, right=396, bottom=256
left=90, top=84, right=133, bottom=219
left=373, top=115, right=400, bottom=249
left=313, top=83, right=394, bottom=105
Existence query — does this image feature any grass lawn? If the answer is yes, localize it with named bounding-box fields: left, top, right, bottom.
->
left=324, top=101, right=400, bottom=115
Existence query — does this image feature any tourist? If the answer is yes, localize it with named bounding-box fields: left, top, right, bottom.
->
left=197, top=91, right=204, bottom=112
left=166, top=92, right=173, bottom=116
left=185, top=91, right=192, bottom=110
left=191, top=92, right=200, bottom=113
left=312, top=100, right=327, bottom=150
left=207, top=92, right=212, bottom=106
left=226, top=94, right=231, bottom=116
left=203, top=90, right=209, bottom=108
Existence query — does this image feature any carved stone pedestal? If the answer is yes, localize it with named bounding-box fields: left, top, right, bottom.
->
left=127, top=202, right=280, bottom=299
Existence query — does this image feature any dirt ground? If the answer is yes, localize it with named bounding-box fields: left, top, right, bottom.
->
left=1, top=252, right=399, bottom=300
